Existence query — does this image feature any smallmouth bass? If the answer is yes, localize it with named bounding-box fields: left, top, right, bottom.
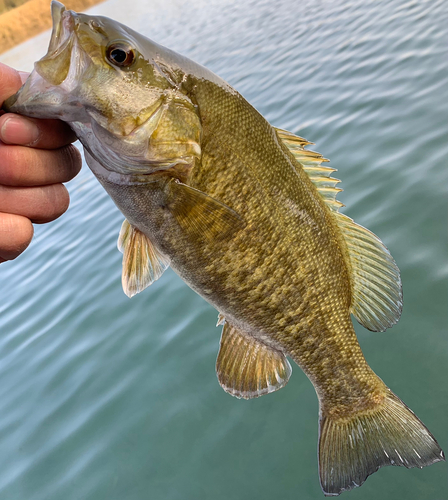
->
left=4, top=1, right=444, bottom=495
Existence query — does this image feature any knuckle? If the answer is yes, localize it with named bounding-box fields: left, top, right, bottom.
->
left=36, top=183, right=70, bottom=222
left=58, top=144, right=82, bottom=179
left=0, top=143, right=30, bottom=185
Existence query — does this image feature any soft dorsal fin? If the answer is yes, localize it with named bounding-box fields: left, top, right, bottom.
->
left=276, top=127, right=402, bottom=332
left=216, top=318, right=292, bottom=399
left=117, top=219, right=170, bottom=298
left=334, top=213, right=402, bottom=331
left=275, top=127, right=344, bottom=212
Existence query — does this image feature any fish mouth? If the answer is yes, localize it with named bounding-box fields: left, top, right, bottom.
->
left=34, top=1, right=75, bottom=86
left=3, top=1, right=89, bottom=120
left=48, top=1, right=71, bottom=55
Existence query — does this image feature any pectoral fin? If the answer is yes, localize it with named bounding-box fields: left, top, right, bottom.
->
left=164, top=179, right=245, bottom=241
left=118, top=219, right=170, bottom=298
left=216, top=320, right=292, bottom=399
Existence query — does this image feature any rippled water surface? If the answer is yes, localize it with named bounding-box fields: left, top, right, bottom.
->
left=1, top=0, right=447, bottom=498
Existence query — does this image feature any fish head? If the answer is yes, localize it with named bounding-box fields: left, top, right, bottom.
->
left=4, top=1, right=202, bottom=177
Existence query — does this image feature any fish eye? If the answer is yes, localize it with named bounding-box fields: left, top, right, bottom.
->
left=106, top=42, right=135, bottom=67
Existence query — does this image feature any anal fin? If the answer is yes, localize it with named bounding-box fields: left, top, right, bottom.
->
left=216, top=320, right=292, bottom=399
left=117, top=219, right=170, bottom=298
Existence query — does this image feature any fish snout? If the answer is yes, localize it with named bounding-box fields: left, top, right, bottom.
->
left=1, top=3, right=91, bottom=121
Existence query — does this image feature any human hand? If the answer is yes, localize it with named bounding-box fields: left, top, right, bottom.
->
left=0, top=62, right=81, bottom=263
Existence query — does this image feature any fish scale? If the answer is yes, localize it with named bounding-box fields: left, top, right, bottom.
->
left=189, top=80, right=368, bottom=400
left=3, top=2, right=444, bottom=495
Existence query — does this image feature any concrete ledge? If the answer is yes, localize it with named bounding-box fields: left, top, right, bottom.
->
left=0, top=0, right=104, bottom=55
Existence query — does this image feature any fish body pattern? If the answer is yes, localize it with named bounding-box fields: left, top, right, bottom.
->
left=4, top=2, right=444, bottom=495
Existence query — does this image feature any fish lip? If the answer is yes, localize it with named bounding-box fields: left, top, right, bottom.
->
left=2, top=2, right=71, bottom=113
left=34, top=4, right=75, bottom=76
left=48, top=1, right=68, bottom=54
left=3, top=3, right=93, bottom=120
left=53, top=11, right=74, bottom=55
left=44, top=2, right=76, bottom=60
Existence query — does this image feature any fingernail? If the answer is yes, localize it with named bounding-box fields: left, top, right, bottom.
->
left=0, top=116, right=40, bottom=146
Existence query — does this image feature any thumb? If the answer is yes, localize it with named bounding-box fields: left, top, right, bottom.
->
left=0, top=62, right=26, bottom=107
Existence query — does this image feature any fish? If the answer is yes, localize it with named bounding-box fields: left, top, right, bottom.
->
left=3, top=1, right=444, bottom=495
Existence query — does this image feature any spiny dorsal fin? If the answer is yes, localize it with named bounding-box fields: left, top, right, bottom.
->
left=275, top=127, right=344, bottom=212
left=335, top=213, right=402, bottom=332
left=216, top=319, right=292, bottom=399
left=117, top=219, right=170, bottom=298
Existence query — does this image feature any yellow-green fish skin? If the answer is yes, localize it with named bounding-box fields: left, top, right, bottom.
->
left=102, top=76, right=378, bottom=411
left=3, top=3, right=444, bottom=495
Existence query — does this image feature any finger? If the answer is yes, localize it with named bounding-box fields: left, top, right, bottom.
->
left=0, top=183, right=70, bottom=223
left=0, top=212, right=33, bottom=262
left=0, top=63, right=23, bottom=106
left=0, top=113, right=77, bottom=149
left=0, top=142, right=81, bottom=186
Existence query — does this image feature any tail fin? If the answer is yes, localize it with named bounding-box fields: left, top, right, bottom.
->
left=318, top=388, right=444, bottom=496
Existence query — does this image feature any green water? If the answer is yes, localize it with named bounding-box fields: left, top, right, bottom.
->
left=0, top=0, right=447, bottom=498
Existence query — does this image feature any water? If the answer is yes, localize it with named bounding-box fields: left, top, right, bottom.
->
left=0, top=0, right=447, bottom=498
